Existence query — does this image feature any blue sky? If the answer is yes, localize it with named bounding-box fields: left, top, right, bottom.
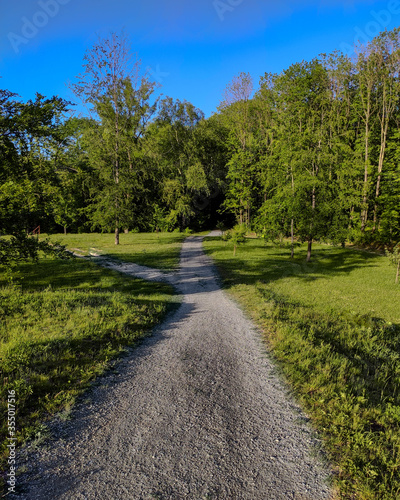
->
left=1, top=0, right=400, bottom=117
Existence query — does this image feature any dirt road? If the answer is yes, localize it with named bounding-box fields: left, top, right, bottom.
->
left=15, top=236, right=332, bottom=499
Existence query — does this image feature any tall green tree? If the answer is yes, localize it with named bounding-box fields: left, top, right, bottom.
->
left=147, top=98, right=211, bottom=230
left=0, top=88, right=72, bottom=268
left=0, top=90, right=71, bottom=234
left=219, top=72, right=256, bottom=226
left=70, top=32, right=157, bottom=244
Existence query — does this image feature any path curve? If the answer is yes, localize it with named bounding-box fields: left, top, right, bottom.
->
left=15, top=236, right=333, bottom=499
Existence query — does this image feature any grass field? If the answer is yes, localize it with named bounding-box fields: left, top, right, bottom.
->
left=0, top=233, right=182, bottom=491
left=203, top=237, right=400, bottom=499
left=52, top=232, right=186, bottom=270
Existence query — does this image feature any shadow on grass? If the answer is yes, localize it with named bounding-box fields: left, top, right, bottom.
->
left=105, top=247, right=182, bottom=271
left=270, top=290, right=400, bottom=405
left=207, top=237, right=400, bottom=406
left=5, top=258, right=173, bottom=298
left=203, top=238, right=382, bottom=288
left=0, top=296, right=181, bottom=490
left=0, top=254, right=180, bottom=486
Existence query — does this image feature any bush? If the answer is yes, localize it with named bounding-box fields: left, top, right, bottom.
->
left=0, top=234, right=72, bottom=282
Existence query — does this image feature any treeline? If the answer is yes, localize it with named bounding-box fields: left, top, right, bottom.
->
left=1, top=28, right=400, bottom=258
left=223, top=28, right=400, bottom=259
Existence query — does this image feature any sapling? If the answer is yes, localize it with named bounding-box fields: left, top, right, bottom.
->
left=216, top=221, right=225, bottom=236
left=230, top=224, right=247, bottom=256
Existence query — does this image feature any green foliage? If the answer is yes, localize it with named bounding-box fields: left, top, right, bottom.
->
left=227, top=224, right=247, bottom=255
left=150, top=205, right=175, bottom=232
left=254, top=194, right=291, bottom=243
left=0, top=234, right=72, bottom=283
left=221, top=230, right=231, bottom=242
left=0, top=90, right=73, bottom=235
left=69, top=32, right=158, bottom=243
left=145, top=97, right=226, bottom=230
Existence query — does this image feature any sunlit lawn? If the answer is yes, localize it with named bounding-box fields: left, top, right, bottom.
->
left=50, top=232, right=186, bottom=270
left=203, top=237, right=400, bottom=500
left=204, top=239, right=399, bottom=323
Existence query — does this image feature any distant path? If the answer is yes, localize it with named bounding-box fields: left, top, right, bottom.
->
left=15, top=236, right=332, bottom=499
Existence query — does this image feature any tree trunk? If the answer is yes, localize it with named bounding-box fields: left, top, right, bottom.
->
left=348, top=206, right=354, bottom=231
left=114, top=72, right=120, bottom=246
left=306, top=239, right=312, bottom=262
left=307, top=183, right=316, bottom=262
left=396, top=260, right=399, bottom=285
left=124, top=228, right=129, bottom=234
left=291, top=218, right=294, bottom=259
left=233, top=244, right=237, bottom=256
left=115, top=221, right=119, bottom=245
left=291, top=168, right=295, bottom=259
left=64, top=226, right=67, bottom=235
left=361, top=116, right=370, bottom=232
left=372, top=121, right=389, bottom=231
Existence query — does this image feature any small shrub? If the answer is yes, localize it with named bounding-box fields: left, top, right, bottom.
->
left=216, top=221, right=225, bottom=234
left=229, top=224, right=247, bottom=256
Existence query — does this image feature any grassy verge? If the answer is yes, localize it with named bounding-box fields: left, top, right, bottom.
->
left=52, top=232, right=186, bottom=270
left=0, top=254, right=178, bottom=491
left=203, top=237, right=400, bottom=500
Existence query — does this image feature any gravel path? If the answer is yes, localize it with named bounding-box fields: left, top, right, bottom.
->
left=14, top=236, right=333, bottom=499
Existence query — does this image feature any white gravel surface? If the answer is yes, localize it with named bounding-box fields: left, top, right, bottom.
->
left=14, top=236, right=333, bottom=499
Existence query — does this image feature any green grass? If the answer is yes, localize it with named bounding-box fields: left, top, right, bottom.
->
left=51, top=232, right=186, bottom=270
left=0, top=252, right=178, bottom=491
left=203, top=238, right=400, bottom=500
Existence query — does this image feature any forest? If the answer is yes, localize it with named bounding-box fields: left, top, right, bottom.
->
left=1, top=28, right=400, bottom=262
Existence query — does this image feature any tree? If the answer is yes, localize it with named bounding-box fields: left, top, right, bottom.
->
left=355, top=41, right=380, bottom=233
left=370, top=30, right=400, bottom=232
left=0, top=91, right=72, bottom=234
left=70, top=32, right=157, bottom=244
left=219, top=72, right=256, bottom=226
left=229, top=224, right=247, bottom=256
left=146, top=98, right=214, bottom=230
left=266, top=60, right=335, bottom=261
left=322, top=51, right=359, bottom=246
left=0, top=88, right=73, bottom=273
